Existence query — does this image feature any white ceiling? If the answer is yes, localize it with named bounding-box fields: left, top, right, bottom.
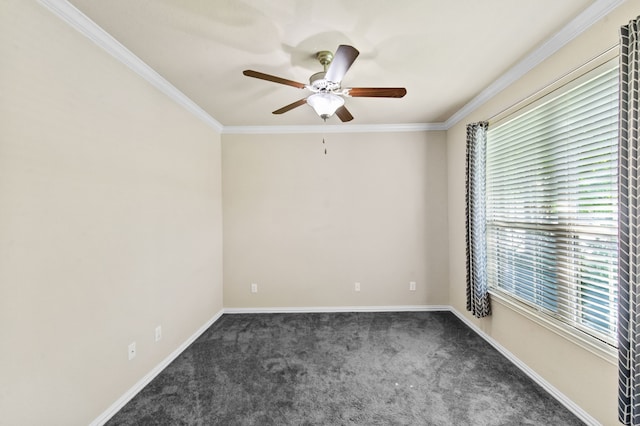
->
left=61, top=0, right=617, bottom=129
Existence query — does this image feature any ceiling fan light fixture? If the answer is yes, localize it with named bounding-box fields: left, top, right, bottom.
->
left=306, top=92, right=344, bottom=119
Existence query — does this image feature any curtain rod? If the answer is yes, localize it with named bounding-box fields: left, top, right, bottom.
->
left=487, top=44, right=619, bottom=124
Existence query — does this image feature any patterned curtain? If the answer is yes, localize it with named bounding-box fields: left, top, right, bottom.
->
left=465, top=122, right=491, bottom=318
left=619, top=15, right=640, bottom=426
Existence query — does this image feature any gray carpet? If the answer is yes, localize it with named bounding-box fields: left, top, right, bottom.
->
left=106, top=312, right=585, bottom=425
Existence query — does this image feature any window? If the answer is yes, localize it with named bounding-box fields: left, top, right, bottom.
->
left=486, top=61, right=619, bottom=346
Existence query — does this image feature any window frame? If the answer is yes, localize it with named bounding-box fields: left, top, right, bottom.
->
left=484, top=54, right=619, bottom=363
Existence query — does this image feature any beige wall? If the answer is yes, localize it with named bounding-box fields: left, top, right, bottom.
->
left=447, top=2, right=638, bottom=425
left=3, top=0, right=635, bottom=424
left=222, top=131, right=449, bottom=308
left=0, top=1, right=223, bottom=425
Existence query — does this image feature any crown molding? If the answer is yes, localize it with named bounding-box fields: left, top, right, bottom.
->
left=444, top=0, right=626, bottom=129
left=221, top=122, right=446, bottom=134
left=40, top=0, right=624, bottom=134
left=37, top=0, right=224, bottom=133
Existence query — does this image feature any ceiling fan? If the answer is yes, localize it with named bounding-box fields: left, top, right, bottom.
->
left=243, top=45, right=407, bottom=122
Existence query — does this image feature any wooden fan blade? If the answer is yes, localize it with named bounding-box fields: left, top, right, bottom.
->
left=335, top=106, right=354, bottom=122
left=272, top=98, right=308, bottom=114
left=243, top=70, right=306, bottom=89
left=325, top=45, right=359, bottom=83
left=346, top=87, right=407, bottom=98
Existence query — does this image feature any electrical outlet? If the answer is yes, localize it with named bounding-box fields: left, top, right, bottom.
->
left=155, top=326, right=162, bottom=342
left=409, top=281, right=416, bottom=291
left=128, top=342, right=136, bottom=360
left=355, top=282, right=361, bottom=292
left=251, top=283, right=258, bottom=293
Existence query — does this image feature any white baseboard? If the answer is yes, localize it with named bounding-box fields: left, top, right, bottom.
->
left=90, top=309, right=225, bottom=426
left=223, top=305, right=450, bottom=314
left=449, top=308, right=600, bottom=426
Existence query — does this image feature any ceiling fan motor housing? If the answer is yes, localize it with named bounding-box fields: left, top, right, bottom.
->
left=309, top=71, right=340, bottom=92
left=308, top=50, right=341, bottom=92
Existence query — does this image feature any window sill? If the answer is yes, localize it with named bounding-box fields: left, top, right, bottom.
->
left=488, top=289, right=618, bottom=365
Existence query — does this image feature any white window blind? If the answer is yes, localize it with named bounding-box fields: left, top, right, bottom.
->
left=486, top=63, right=619, bottom=345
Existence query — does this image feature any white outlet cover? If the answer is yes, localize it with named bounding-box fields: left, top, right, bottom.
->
left=251, top=283, right=258, bottom=293
left=410, top=281, right=416, bottom=291
left=128, top=342, right=136, bottom=360
left=355, top=282, right=361, bottom=292
left=155, top=326, right=162, bottom=342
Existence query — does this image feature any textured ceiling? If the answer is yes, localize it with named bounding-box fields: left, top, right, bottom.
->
left=67, top=0, right=599, bottom=127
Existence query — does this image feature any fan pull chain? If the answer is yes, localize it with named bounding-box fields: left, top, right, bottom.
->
left=321, top=122, right=327, bottom=155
